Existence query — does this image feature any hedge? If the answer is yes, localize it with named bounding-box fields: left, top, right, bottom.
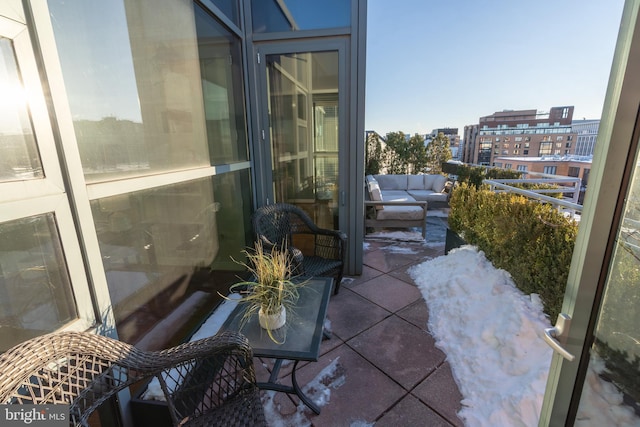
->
left=448, top=183, right=578, bottom=321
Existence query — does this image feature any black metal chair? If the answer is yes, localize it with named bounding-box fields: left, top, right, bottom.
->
left=0, top=331, right=267, bottom=427
left=252, top=203, right=347, bottom=294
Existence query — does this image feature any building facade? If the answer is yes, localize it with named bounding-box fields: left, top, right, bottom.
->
left=470, top=106, right=578, bottom=166
left=572, top=119, right=601, bottom=156
left=0, top=0, right=366, bottom=422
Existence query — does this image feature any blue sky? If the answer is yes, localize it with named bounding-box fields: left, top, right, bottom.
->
left=365, top=1, right=626, bottom=137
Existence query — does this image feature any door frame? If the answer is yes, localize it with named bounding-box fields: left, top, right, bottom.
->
left=252, top=38, right=349, bottom=231
left=539, top=1, right=640, bottom=424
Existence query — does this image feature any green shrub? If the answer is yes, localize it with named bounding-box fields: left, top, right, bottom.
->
left=449, top=184, right=578, bottom=321
left=456, top=165, right=522, bottom=189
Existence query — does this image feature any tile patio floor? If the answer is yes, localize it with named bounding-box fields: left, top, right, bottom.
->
left=257, top=215, right=465, bottom=426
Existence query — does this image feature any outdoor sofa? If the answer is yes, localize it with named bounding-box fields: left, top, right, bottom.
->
left=364, top=173, right=451, bottom=238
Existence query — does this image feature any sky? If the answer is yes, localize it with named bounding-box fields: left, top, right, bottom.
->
left=365, top=0, right=626, bottom=137
left=142, top=239, right=639, bottom=426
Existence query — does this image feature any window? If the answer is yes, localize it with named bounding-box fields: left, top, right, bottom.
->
left=503, top=143, right=509, bottom=148
left=562, top=107, right=569, bottom=118
left=505, top=164, right=512, bottom=169
left=515, top=137, right=523, bottom=142
left=523, top=149, right=529, bottom=155
left=525, top=136, right=531, bottom=142
left=566, top=142, right=572, bottom=148
left=252, top=0, right=351, bottom=33
left=517, top=165, right=528, bottom=172
left=568, top=135, right=573, bottom=141
left=557, top=136, right=564, bottom=141
left=524, top=142, right=530, bottom=148
left=539, top=142, right=553, bottom=155
left=514, top=149, right=519, bottom=154
left=567, top=166, right=580, bottom=178
left=544, top=166, right=557, bottom=174
left=47, top=0, right=254, bottom=349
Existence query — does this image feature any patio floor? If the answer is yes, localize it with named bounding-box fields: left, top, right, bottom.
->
left=257, top=214, right=465, bottom=426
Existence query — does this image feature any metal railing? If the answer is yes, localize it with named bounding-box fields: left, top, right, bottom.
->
left=484, top=173, right=583, bottom=217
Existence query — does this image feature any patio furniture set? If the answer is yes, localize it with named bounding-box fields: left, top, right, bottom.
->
left=0, top=203, right=345, bottom=427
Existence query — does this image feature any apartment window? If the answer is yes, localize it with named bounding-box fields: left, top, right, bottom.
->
left=566, top=142, right=572, bottom=148
left=495, top=144, right=500, bottom=148
left=556, top=136, right=563, bottom=141
left=539, top=142, right=553, bottom=155
left=554, top=150, right=561, bottom=155
left=524, top=142, right=530, bottom=148
left=515, top=137, right=522, bottom=142
left=517, top=165, right=528, bottom=172
left=505, top=164, right=512, bottom=169
left=544, top=166, right=557, bottom=174
left=525, top=136, right=531, bottom=142
left=523, top=149, right=529, bottom=155
left=503, top=143, right=509, bottom=148
left=514, top=144, right=521, bottom=149
left=568, top=135, right=573, bottom=141
left=513, top=149, right=519, bottom=154
left=502, top=150, right=509, bottom=155
left=496, top=137, right=501, bottom=142
left=562, top=107, right=569, bottom=118
left=556, top=143, right=562, bottom=148
left=567, top=166, right=580, bottom=178
left=494, top=162, right=502, bottom=168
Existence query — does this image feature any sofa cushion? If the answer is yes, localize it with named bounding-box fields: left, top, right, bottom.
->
left=380, top=190, right=416, bottom=202
left=423, top=174, right=437, bottom=191
left=407, top=175, right=424, bottom=190
left=376, top=205, right=424, bottom=221
left=407, top=189, right=435, bottom=201
left=375, top=174, right=408, bottom=190
left=432, top=175, right=447, bottom=193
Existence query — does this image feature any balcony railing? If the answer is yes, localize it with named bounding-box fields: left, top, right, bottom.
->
left=484, top=172, right=583, bottom=218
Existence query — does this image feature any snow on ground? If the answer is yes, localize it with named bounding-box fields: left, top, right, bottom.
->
left=409, top=245, right=640, bottom=427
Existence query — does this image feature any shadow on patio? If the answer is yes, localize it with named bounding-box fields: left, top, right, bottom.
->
left=258, top=213, right=464, bottom=426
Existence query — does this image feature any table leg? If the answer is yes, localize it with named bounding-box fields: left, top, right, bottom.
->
left=257, top=359, right=321, bottom=415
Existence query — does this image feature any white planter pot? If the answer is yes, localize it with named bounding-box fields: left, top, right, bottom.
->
left=258, top=305, right=286, bottom=330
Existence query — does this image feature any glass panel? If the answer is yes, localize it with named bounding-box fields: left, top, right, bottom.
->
left=49, top=0, right=211, bottom=182
left=194, top=4, right=248, bottom=165
left=575, top=135, right=640, bottom=423
left=267, top=51, right=339, bottom=230
left=210, top=0, right=239, bottom=27
left=0, top=214, right=77, bottom=352
left=91, top=172, right=252, bottom=349
left=252, top=0, right=350, bottom=33
left=0, top=37, right=43, bottom=182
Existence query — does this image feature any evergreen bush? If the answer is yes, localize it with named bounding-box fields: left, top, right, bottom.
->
left=449, top=184, right=578, bottom=321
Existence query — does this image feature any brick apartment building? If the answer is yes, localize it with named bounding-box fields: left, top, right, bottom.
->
left=466, top=106, right=578, bottom=165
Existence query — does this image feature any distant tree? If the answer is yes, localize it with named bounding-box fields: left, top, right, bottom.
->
left=365, top=132, right=384, bottom=175
left=407, top=133, right=428, bottom=174
left=425, top=132, right=452, bottom=174
left=383, top=131, right=409, bottom=174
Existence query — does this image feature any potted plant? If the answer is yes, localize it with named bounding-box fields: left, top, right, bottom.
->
left=226, top=241, right=303, bottom=343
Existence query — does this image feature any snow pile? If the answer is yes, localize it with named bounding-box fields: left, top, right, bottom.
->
left=409, top=245, right=553, bottom=426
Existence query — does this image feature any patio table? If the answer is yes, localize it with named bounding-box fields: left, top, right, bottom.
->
left=220, top=276, right=332, bottom=414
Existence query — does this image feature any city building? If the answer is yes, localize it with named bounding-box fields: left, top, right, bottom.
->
left=426, top=127, right=460, bottom=158
left=572, top=119, right=601, bottom=156
left=470, top=106, right=578, bottom=165
left=462, top=124, right=479, bottom=163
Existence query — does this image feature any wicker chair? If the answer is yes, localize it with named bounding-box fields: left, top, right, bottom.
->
left=0, top=331, right=266, bottom=427
left=253, top=203, right=347, bottom=294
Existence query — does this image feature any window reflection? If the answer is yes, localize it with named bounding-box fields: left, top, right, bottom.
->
left=50, top=0, right=212, bottom=181
left=195, top=4, right=248, bottom=165
left=0, top=214, right=77, bottom=352
left=251, top=0, right=351, bottom=33
left=92, top=172, right=252, bottom=349
left=0, top=37, right=43, bottom=182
